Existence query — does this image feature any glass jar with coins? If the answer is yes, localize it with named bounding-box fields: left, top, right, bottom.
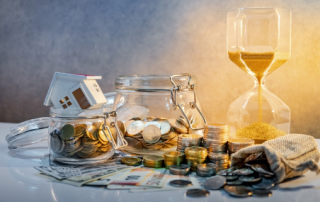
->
left=114, top=74, right=207, bottom=155
left=48, top=107, right=127, bottom=165
left=5, top=93, right=127, bottom=164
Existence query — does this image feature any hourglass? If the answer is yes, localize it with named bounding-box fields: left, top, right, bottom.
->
left=227, top=8, right=291, bottom=143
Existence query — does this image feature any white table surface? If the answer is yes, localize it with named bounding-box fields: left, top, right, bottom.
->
left=1, top=122, right=320, bottom=202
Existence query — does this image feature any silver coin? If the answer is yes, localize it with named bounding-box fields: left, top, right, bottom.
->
left=252, top=189, right=272, bottom=197
left=127, top=121, right=144, bottom=135
left=239, top=176, right=261, bottom=183
left=217, top=168, right=235, bottom=176
left=250, top=164, right=274, bottom=176
left=159, top=120, right=171, bottom=135
left=169, top=179, right=192, bottom=187
left=50, top=132, right=64, bottom=153
left=142, top=125, right=161, bottom=144
left=224, top=185, right=253, bottom=197
left=145, top=121, right=161, bottom=128
left=203, top=175, right=226, bottom=190
left=168, top=118, right=188, bottom=134
left=186, top=189, right=210, bottom=198
left=226, top=180, right=243, bottom=185
left=232, top=168, right=254, bottom=176
left=251, top=178, right=275, bottom=190
left=170, top=164, right=190, bottom=175
left=224, top=175, right=239, bottom=181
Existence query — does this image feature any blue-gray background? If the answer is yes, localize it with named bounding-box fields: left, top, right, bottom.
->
left=1, top=0, right=320, bottom=137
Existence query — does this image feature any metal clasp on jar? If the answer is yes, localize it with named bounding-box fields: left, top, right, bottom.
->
left=102, top=111, right=128, bottom=149
left=170, top=74, right=207, bottom=130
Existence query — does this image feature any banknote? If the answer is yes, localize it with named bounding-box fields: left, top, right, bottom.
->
left=85, top=169, right=133, bottom=186
left=107, top=168, right=169, bottom=189
left=61, top=166, right=134, bottom=187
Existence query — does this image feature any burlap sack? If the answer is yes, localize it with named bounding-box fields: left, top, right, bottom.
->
left=231, top=134, right=320, bottom=183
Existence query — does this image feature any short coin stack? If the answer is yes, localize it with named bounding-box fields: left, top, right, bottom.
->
left=143, top=155, right=164, bottom=168
left=163, top=151, right=185, bottom=168
left=203, top=123, right=230, bottom=171
left=176, top=134, right=202, bottom=153
left=207, top=152, right=230, bottom=171
left=228, top=138, right=254, bottom=155
left=184, top=146, right=208, bottom=171
left=196, top=163, right=217, bottom=177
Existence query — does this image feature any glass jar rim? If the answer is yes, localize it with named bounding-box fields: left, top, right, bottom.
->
left=115, top=74, right=195, bottom=91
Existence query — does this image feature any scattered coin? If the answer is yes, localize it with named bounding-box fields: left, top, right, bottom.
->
left=60, top=124, right=75, bottom=140
left=169, top=179, right=192, bottom=187
left=239, top=176, right=261, bottom=183
left=252, top=189, right=272, bottom=197
left=224, top=185, right=253, bottom=197
left=226, top=180, right=243, bottom=186
left=203, top=176, right=226, bottom=190
left=186, top=189, right=210, bottom=198
left=232, top=168, right=254, bottom=176
left=251, top=178, right=275, bottom=190
left=121, top=156, right=142, bottom=166
left=142, top=125, right=161, bottom=144
left=224, top=175, right=238, bottom=181
left=159, top=120, right=171, bottom=135
left=250, top=164, right=274, bottom=176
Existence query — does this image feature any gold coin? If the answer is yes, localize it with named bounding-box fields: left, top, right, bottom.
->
left=185, top=146, right=208, bottom=158
left=121, top=157, right=142, bottom=166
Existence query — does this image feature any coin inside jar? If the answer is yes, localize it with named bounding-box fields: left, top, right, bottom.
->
left=127, top=121, right=144, bottom=135
left=142, top=125, right=161, bottom=144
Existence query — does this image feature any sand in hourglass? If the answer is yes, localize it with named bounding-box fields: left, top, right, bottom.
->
left=228, top=51, right=289, bottom=121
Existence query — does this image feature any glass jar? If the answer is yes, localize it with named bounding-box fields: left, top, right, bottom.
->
left=113, top=74, right=206, bottom=155
left=6, top=93, right=125, bottom=164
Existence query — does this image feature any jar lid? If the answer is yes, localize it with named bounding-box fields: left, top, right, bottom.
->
left=115, top=74, right=195, bottom=91
left=5, top=117, right=51, bottom=150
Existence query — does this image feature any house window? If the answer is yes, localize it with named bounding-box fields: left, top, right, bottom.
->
left=60, top=99, right=64, bottom=104
left=65, top=96, right=69, bottom=101
left=67, top=101, right=72, bottom=106
left=72, top=88, right=90, bottom=109
left=62, top=104, right=67, bottom=109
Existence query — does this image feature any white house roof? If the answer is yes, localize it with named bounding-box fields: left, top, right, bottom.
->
left=43, top=72, right=102, bottom=106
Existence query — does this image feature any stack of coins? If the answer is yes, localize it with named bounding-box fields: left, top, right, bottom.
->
left=204, top=123, right=229, bottom=142
left=163, top=151, right=185, bottom=168
left=207, top=152, right=230, bottom=171
left=228, top=138, right=254, bottom=155
left=203, top=123, right=230, bottom=170
left=196, top=163, right=217, bottom=177
left=185, top=146, right=208, bottom=171
left=143, top=155, right=164, bottom=168
left=177, top=134, right=202, bottom=152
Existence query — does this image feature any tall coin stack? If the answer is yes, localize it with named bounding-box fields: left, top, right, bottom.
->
left=177, top=134, right=202, bottom=153
left=228, top=138, right=254, bottom=155
left=204, top=123, right=230, bottom=171
left=185, top=146, right=208, bottom=171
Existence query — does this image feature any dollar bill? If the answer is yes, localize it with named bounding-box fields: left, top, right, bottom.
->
left=110, top=167, right=154, bottom=186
